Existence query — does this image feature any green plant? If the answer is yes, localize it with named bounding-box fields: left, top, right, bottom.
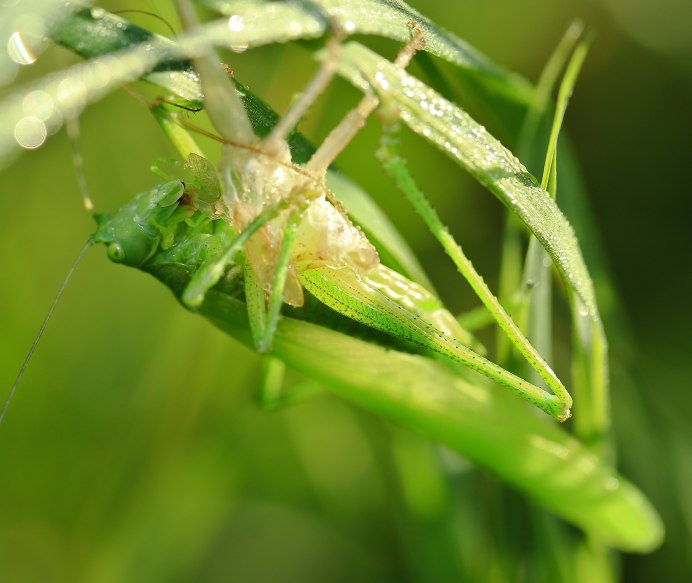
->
left=0, top=2, right=668, bottom=581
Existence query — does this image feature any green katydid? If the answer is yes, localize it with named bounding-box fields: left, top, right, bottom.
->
left=88, top=5, right=572, bottom=422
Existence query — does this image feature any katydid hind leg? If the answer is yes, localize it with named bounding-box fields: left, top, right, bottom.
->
left=376, top=121, right=572, bottom=418
left=300, top=266, right=567, bottom=421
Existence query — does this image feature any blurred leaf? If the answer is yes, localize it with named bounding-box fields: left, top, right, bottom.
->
left=192, top=284, right=663, bottom=552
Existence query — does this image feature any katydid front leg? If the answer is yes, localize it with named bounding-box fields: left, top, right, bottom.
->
left=182, top=197, right=294, bottom=308
left=245, top=206, right=305, bottom=353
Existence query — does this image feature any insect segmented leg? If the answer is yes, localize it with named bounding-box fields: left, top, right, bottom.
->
left=375, top=126, right=572, bottom=419
left=261, top=31, right=344, bottom=156
left=256, top=207, right=305, bottom=352
left=182, top=193, right=294, bottom=307
left=299, top=266, right=567, bottom=420
left=244, top=203, right=310, bottom=353
left=306, top=23, right=425, bottom=174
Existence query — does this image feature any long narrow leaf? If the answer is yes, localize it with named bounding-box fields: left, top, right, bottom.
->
left=193, top=284, right=663, bottom=552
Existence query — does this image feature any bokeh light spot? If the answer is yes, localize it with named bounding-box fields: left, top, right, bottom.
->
left=14, top=116, right=47, bottom=149
left=22, top=90, right=54, bottom=121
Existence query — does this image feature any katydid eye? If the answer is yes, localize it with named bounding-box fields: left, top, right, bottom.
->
left=107, top=242, right=126, bottom=263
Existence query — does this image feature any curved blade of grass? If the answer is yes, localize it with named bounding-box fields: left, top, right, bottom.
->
left=497, top=21, right=585, bottom=366
left=186, top=282, right=663, bottom=552
left=519, top=34, right=612, bottom=457
left=517, top=21, right=586, bottom=170
left=516, top=28, right=590, bottom=375
left=199, top=0, right=534, bottom=104
left=540, top=37, right=591, bottom=192
left=336, top=42, right=602, bottom=330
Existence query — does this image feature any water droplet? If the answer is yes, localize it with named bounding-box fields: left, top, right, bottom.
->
left=343, top=20, right=356, bottom=33
left=227, top=15, right=248, bottom=51
left=7, top=31, right=36, bottom=65
left=90, top=7, right=105, bottom=19
left=228, top=14, right=244, bottom=32
left=14, top=116, right=47, bottom=149
left=230, top=38, right=249, bottom=53
left=374, top=71, right=389, bottom=90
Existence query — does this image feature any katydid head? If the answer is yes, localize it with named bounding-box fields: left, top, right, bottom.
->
left=95, top=218, right=153, bottom=267
left=91, top=180, right=185, bottom=267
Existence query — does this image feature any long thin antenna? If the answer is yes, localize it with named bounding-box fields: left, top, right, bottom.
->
left=0, top=242, right=91, bottom=427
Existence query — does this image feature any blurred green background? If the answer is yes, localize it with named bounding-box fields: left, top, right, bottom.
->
left=1, top=1, right=690, bottom=581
